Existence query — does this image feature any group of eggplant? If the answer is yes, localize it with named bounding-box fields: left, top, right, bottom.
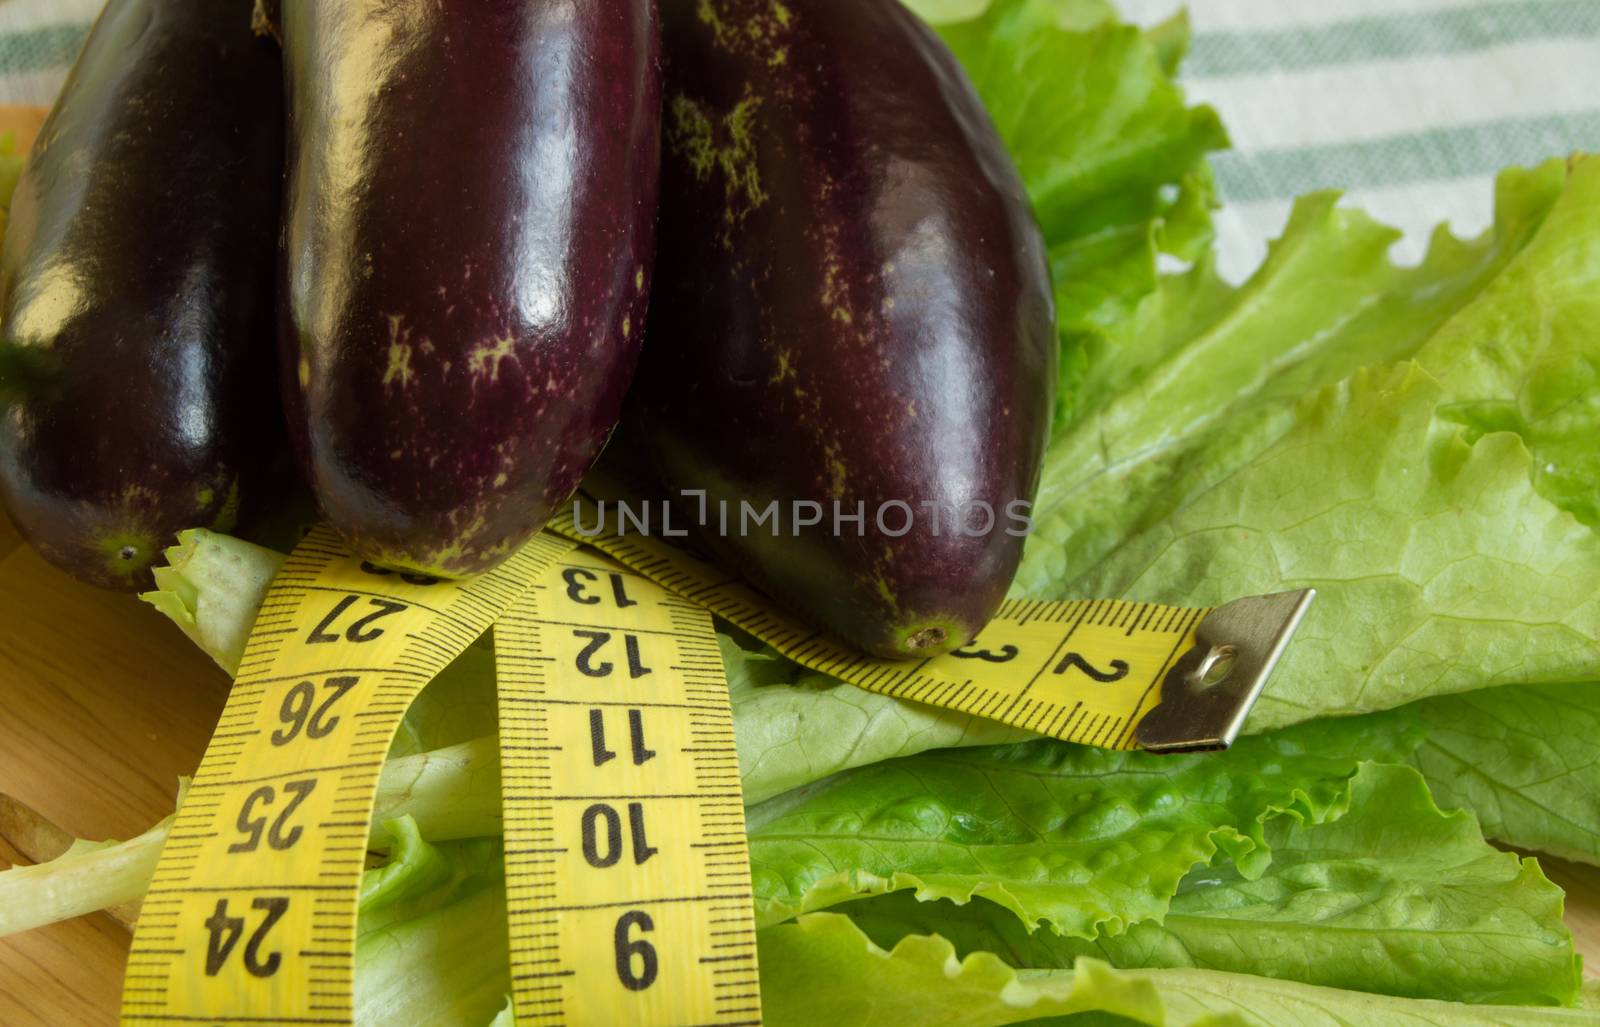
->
left=0, top=0, right=1055, bottom=660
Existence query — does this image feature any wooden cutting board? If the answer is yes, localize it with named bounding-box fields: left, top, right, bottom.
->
left=0, top=103, right=1597, bottom=1027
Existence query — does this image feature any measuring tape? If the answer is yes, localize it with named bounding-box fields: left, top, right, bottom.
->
left=120, top=525, right=571, bottom=1024
left=121, top=477, right=1311, bottom=1024
left=494, top=548, right=761, bottom=1025
left=546, top=479, right=1314, bottom=753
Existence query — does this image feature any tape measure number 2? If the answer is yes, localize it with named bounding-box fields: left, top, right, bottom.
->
left=496, top=549, right=761, bottom=1025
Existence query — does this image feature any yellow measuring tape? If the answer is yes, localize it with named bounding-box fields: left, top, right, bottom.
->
left=121, top=525, right=571, bottom=1024
left=547, top=481, right=1315, bottom=754
left=495, top=549, right=760, bottom=1025
left=122, top=488, right=1311, bottom=1023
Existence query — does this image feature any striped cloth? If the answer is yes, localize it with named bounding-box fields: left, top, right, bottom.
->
left=0, top=0, right=1597, bottom=280
left=1118, top=0, right=1600, bottom=278
left=0, top=0, right=101, bottom=107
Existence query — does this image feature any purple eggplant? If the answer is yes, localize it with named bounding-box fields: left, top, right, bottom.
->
left=276, top=0, right=661, bottom=578
left=0, top=0, right=286, bottom=590
left=628, top=0, right=1055, bottom=658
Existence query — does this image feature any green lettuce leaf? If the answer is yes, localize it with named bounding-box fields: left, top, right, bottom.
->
left=725, top=635, right=1033, bottom=804
left=844, top=765, right=1580, bottom=1006
left=1071, top=359, right=1600, bottom=731
left=745, top=715, right=1417, bottom=935
left=761, top=913, right=1233, bottom=1027
left=1407, top=682, right=1600, bottom=865
left=1417, top=155, right=1600, bottom=528
left=143, top=529, right=282, bottom=674
left=1018, top=158, right=1600, bottom=732
left=759, top=913, right=1593, bottom=1027
left=1019, top=159, right=1565, bottom=596
left=0, top=804, right=171, bottom=936
left=354, top=818, right=510, bottom=1027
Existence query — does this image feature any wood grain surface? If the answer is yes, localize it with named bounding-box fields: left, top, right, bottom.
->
left=0, top=518, right=231, bottom=1026
left=1, top=101, right=1598, bottom=1027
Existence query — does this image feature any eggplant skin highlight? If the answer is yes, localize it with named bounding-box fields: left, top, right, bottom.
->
left=629, top=0, right=1056, bottom=658
left=0, top=0, right=288, bottom=591
left=277, top=0, right=663, bottom=579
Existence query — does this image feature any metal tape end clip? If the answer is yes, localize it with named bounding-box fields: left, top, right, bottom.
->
left=1134, top=588, right=1316, bottom=754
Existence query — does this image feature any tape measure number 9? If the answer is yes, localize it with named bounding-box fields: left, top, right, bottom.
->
left=496, top=549, right=762, bottom=1026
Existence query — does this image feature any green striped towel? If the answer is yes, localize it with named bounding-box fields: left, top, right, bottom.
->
left=0, top=0, right=101, bottom=107
left=2, top=0, right=1597, bottom=280
left=1119, top=0, right=1600, bottom=278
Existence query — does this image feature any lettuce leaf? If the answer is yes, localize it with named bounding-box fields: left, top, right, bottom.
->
left=353, top=819, right=510, bottom=1027
left=1072, top=359, right=1600, bottom=731
left=745, top=715, right=1417, bottom=935
left=1011, top=157, right=1600, bottom=734
left=843, top=765, right=1580, bottom=1006
left=758, top=913, right=1593, bottom=1027
left=1416, top=156, right=1600, bottom=529
left=1407, top=682, right=1600, bottom=865
left=0, top=807, right=170, bottom=936
left=724, top=635, right=1033, bottom=804
left=1019, top=160, right=1565, bottom=596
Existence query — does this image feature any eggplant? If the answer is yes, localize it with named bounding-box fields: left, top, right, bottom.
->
left=276, top=0, right=662, bottom=578
left=629, top=0, right=1055, bottom=658
left=0, top=0, right=286, bottom=591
